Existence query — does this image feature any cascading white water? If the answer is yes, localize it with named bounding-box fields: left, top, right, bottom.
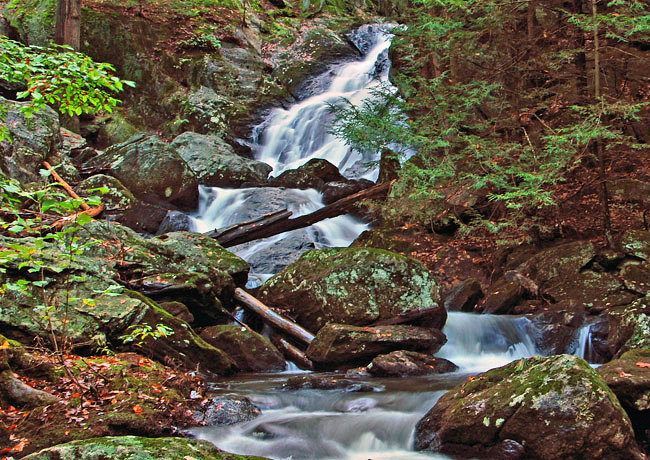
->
left=571, top=322, right=598, bottom=364
left=436, top=312, right=540, bottom=374
left=254, top=25, right=395, bottom=181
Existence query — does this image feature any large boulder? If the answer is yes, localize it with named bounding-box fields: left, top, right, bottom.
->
left=85, top=221, right=249, bottom=323
left=621, top=229, right=650, bottom=260
left=367, top=351, right=458, bottom=377
left=0, top=233, right=237, bottom=376
left=306, top=323, right=447, bottom=367
left=269, top=158, right=345, bottom=190
left=194, top=395, right=262, bottom=426
left=22, top=436, right=268, bottom=460
left=257, top=247, right=445, bottom=332
left=86, top=134, right=199, bottom=209
left=415, top=354, right=642, bottom=459
left=0, top=97, right=61, bottom=183
left=444, top=279, right=483, bottom=312
left=200, top=325, right=285, bottom=372
left=171, top=132, right=272, bottom=187
left=598, top=348, right=650, bottom=413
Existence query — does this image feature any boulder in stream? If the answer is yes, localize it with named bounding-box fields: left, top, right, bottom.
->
left=415, top=354, right=643, bottom=459
left=269, top=158, right=345, bottom=190
left=306, top=323, right=447, bottom=367
left=200, top=325, right=285, bottom=372
left=606, top=294, right=650, bottom=357
left=367, top=351, right=458, bottom=377
left=257, top=247, right=445, bottom=332
left=194, top=395, right=262, bottom=426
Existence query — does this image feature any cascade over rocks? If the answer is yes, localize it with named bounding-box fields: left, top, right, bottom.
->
left=200, top=325, right=285, bottom=372
left=256, top=247, right=445, bottom=332
left=306, top=323, right=447, bottom=367
left=170, top=132, right=272, bottom=187
left=415, top=354, right=643, bottom=459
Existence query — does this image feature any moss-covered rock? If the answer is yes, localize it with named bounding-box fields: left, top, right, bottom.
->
left=77, top=174, right=138, bottom=213
left=0, top=97, right=61, bottom=183
left=22, top=435, right=269, bottom=460
left=607, top=294, right=650, bottom=357
left=257, top=247, right=444, bottom=332
left=598, top=348, right=650, bottom=412
left=622, top=230, right=650, bottom=260
left=170, top=131, right=271, bottom=187
left=306, top=323, right=447, bottom=367
left=415, top=354, right=642, bottom=459
left=86, top=134, right=199, bottom=210
left=199, top=325, right=285, bottom=372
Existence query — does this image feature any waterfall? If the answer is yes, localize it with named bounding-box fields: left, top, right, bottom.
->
left=436, top=312, right=540, bottom=374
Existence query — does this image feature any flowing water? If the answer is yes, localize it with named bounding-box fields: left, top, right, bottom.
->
left=190, top=24, right=599, bottom=459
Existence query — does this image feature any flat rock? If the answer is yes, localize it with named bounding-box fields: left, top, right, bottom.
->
left=367, top=351, right=458, bottom=377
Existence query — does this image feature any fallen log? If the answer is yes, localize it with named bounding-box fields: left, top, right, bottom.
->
left=50, top=204, right=104, bottom=230
left=270, top=334, right=314, bottom=371
left=209, top=181, right=393, bottom=248
left=234, top=288, right=314, bottom=345
left=43, top=161, right=90, bottom=211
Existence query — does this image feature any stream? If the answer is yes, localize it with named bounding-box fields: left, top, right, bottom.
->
left=189, top=24, right=596, bottom=459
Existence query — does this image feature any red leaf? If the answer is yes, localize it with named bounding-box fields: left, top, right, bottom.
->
left=635, top=361, right=650, bottom=368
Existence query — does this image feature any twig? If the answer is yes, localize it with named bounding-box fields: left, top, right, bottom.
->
left=42, top=161, right=90, bottom=211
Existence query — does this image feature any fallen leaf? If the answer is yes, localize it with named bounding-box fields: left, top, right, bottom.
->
left=132, top=404, right=143, bottom=414
left=636, top=361, right=650, bottom=368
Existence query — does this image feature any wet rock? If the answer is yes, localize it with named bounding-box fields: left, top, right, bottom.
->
left=269, top=158, right=345, bottom=190
left=244, top=230, right=316, bottom=276
left=86, top=134, right=199, bottom=210
left=257, top=247, right=444, bottom=332
left=306, top=324, right=447, bottom=367
left=194, top=395, right=262, bottom=426
left=22, top=436, right=255, bottom=460
left=414, top=354, right=643, bottom=459
left=367, top=351, right=458, bottom=377
left=352, top=228, right=417, bottom=255
left=479, top=278, right=525, bottom=314
left=528, top=310, right=584, bottom=356
left=157, top=210, right=194, bottom=235
left=444, top=279, right=483, bottom=312
left=114, top=200, right=173, bottom=234
left=200, top=325, right=285, bottom=372
left=321, top=179, right=373, bottom=204
left=607, top=294, right=650, bottom=357
left=283, top=375, right=377, bottom=392
left=171, top=132, right=271, bottom=187
left=159, top=301, right=194, bottom=323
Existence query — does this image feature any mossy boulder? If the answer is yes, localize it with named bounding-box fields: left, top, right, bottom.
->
left=194, top=395, right=262, bottom=426
left=621, top=230, right=650, bottom=260
left=367, top=351, right=458, bottom=377
left=257, top=247, right=444, bottom=332
left=86, top=134, right=199, bottom=209
left=0, top=97, right=61, bottom=183
left=607, top=294, right=650, bottom=357
left=598, top=348, right=650, bottom=413
left=306, top=323, right=447, bottom=367
left=170, top=132, right=271, bottom=187
left=77, top=174, right=138, bottom=214
left=200, top=325, right=285, bottom=372
left=415, top=354, right=642, bottom=459
left=22, top=435, right=269, bottom=460
left=85, top=220, right=249, bottom=322
left=351, top=228, right=417, bottom=255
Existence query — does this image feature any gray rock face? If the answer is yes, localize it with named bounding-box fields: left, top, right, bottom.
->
left=0, top=97, right=60, bottom=183
left=156, top=210, right=194, bottom=235
left=415, top=354, right=643, bottom=459
left=89, top=134, right=199, bottom=209
left=306, top=323, right=447, bottom=367
left=171, top=132, right=271, bottom=187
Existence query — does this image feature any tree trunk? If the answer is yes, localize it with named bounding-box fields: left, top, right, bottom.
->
left=55, top=0, right=81, bottom=50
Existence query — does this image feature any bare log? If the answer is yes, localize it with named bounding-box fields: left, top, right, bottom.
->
left=234, top=288, right=314, bottom=345
left=50, top=204, right=104, bottom=230
left=271, top=334, right=314, bottom=371
left=209, top=181, right=393, bottom=248
left=208, top=209, right=293, bottom=244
